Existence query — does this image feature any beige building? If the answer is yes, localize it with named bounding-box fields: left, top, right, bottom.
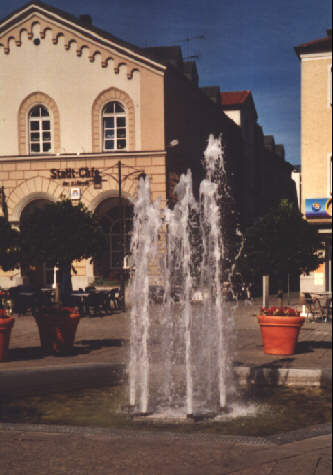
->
left=0, top=1, right=229, bottom=290
left=295, top=29, right=332, bottom=293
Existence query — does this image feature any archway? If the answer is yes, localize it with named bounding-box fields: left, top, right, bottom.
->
left=94, top=197, right=133, bottom=282
left=20, top=198, right=54, bottom=288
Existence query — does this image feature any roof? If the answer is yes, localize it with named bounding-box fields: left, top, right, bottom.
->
left=200, top=86, right=221, bottom=104
left=220, top=90, right=251, bottom=106
left=142, top=46, right=184, bottom=69
left=220, top=90, right=258, bottom=120
left=0, top=1, right=166, bottom=72
left=294, top=30, right=332, bottom=58
left=183, top=61, right=199, bottom=86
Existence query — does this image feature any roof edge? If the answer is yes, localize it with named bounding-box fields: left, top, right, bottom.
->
left=0, top=1, right=166, bottom=73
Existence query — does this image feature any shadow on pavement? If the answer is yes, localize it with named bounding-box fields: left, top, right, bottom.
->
left=8, top=338, right=128, bottom=361
left=296, top=340, right=332, bottom=354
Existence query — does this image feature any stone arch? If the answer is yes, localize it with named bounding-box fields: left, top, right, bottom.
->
left=18, top=91, right=61, bottom=155
left=91, top=87, right=135, bottom=152
left=82, top=188, right=132, bottom=212
left=9, top=176, right=65, bottom=222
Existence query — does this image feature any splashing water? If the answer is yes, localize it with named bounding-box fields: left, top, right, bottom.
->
left=129, top=135, right=236, bottom=417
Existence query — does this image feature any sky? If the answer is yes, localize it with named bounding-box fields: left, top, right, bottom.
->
left=0, top=0, right=332, bottom=165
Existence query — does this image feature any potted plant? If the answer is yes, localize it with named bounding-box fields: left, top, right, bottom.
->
left=19, top=199, right=106, bottom=354
left=0, top=217, right=20, bottom=361
left=258, top=306, right=305, bottom=355
left=0, top=291, right=15, bottom=361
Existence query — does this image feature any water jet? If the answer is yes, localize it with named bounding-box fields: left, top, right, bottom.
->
left=129, top=135, right=236, bottom=419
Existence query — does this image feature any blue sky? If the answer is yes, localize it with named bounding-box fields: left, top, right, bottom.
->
left=0, top=0, right=332, bottom=164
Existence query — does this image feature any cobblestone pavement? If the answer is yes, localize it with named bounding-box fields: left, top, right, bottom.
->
left=1, top=295, right=331, bottom=371
left=0, top=294, right=331, bottom=475
left=0, top=426, right=331, bottom=474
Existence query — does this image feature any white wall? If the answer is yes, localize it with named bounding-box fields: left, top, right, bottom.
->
left=0, top=27, right=141, bottom=155
left=223, top=109, right=241, bottom=126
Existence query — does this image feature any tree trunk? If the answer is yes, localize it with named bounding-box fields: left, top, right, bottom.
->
left=58, top=262, right=73, bottom=306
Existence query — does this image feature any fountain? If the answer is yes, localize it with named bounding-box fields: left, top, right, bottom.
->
left=129, top=135, right=237, bottom=418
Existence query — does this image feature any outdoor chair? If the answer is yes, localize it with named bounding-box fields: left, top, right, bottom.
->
left=109, top=288, right=121, bottom=310
left=304, top=292, right=327, bottom=322
left=86, top=291, right=106, bottom=315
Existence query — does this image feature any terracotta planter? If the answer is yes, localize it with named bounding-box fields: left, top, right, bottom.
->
left=258, top=315, right=305, bottom=355
left=0, top=314, right=15, bottom=362
left=34, top=306, right=80, bottom=355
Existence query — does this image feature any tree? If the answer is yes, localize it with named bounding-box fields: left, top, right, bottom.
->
left=0, top=217, right=20, bottom=272
left=237, top=200, right=323, bottom=292
left=20, top=199, right=107, bottom=304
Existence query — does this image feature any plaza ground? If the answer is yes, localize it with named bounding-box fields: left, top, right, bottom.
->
left=0, top=293, right=331, bottom=474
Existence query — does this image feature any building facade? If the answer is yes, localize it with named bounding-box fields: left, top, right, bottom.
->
left=0, top=1, right=241, bottom=290
left=295, top=29, right=332, bottom=293
left=0, top=1, right=299, bottom=292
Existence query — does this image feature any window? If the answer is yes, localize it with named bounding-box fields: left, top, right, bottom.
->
left=102, top=101, right=127, bottom=151
left=28, top=105, right=52, bottom=153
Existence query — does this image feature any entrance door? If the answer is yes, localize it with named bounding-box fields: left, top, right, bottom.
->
left=20, top=198, right=53, bottom=288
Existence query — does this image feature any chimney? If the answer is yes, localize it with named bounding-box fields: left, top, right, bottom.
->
left=79, top=14, right=93, bottom=27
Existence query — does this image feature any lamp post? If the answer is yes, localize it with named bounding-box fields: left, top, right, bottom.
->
left=100, top=161, right=145, bottom=311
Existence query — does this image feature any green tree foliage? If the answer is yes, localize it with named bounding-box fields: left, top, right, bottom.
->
left=237, top=200, right=323, bottom=285
left=20, top=200, right=107, bottom=302
left=0, top=217, right=20, bottom=271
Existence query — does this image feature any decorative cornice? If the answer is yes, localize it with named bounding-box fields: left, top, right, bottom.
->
left=0, top=7, right=164, bottom=76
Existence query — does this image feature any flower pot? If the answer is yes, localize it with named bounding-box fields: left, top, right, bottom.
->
left=0, top=314, right=15, bottom=362
left=257, top=315, right=305, bottom=355
left=34, top=307, right=80, bottom=355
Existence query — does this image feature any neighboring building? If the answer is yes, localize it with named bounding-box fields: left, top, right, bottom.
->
left=0, top=1, right=242, bottom=289
left=295, top=29, right=332, bottom=293
left=291, top=164, right=301, bottom=209
left=221, top=91, right=298, bottom=225
left=261, top=135, right=298, bottom=214
left=221, top=90, right=259, bottom=225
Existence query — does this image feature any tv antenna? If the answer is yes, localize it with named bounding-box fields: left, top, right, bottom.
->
left=179, top=34, right=205, bottom=60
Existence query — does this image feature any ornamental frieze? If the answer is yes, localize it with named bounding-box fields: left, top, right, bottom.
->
left=0, top=14, right=140, bottom=79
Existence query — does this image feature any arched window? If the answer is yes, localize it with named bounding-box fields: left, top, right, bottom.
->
left=102, top=101, right=127, bottom=151
left=28, top=105, right=52, bottom=153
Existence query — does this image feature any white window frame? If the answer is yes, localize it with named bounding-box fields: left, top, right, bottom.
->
left=102, top=101, right=127, bottom=152
left=28, top=105, right=52, bottom=154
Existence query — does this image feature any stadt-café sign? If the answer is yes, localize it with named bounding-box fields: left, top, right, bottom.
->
left=50, top=167, right=101, bottom=187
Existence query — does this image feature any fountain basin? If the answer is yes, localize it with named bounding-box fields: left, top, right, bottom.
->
left=0, top=378, right=331, bottom=438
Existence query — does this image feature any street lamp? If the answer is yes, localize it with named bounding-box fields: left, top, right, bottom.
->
left=99, top=161, right=145, bottom=311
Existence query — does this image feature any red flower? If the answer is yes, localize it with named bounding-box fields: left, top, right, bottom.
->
left=260, top=306, right=300, bottom=316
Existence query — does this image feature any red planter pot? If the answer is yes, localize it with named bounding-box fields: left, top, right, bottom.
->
left=0, top=314, right=15, bottom=362
left=34, top=307, right=80, bottom=355
left=258, top=315, right=305, bottom=355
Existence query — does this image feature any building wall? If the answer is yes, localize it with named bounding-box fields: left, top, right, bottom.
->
left=0, top=10, right=167, bottom=289
left=0, top=22, right=165, bottom=156
left=164, top=69, right=223, bottom=196
left=301, top=53, right=332, bottom=213
left=298, top=43, right=332, bottom=294
left=223, top=110, right=240, bottom=126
